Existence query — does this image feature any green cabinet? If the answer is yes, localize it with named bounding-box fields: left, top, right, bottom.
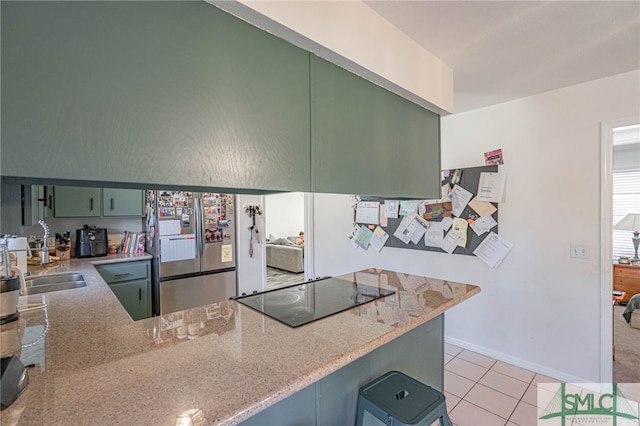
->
left=102, top=188, right=143, bottom=217
left=2, top=2, right=310, bottom=192
left=310, top=55, right=441, bottom=198
left=96, top=260, right=152, bottom=321
left=54, top=186, right=101, bottom=217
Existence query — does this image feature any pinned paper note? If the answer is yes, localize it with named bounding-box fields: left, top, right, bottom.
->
left=441, top=217, right=454, bottom=231
left=370, top=226, right=390, bottom=252
left=450, top=185, right=473, bottom=217
left=477, top=172, right=507, bottom=203
left=484, top=149, right=504, bottom=166
left=468, top=198, right=497, bottom=217
left=399, top=200, right=419, bottom=216
left=355, top=201, right=380, bottom=225
left=421, top=201, right=453, bottom=219
left=470, top=215, right=498, bottom=236
left=441, top=231, right=462, bottom=254
left=385, top=200, right=399, bottom=219
left=355, top=226, right=374, bottom=249
left=473, top=231, right=513, bottom=268
left=451, top=217, right=468, bottom=247
left=424, top=221, right=444, bottom=248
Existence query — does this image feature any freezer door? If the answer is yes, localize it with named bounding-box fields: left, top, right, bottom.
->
left=201, top=194, right=236, bottom=271
left=159, top=270, right=236, bottom=315
left=157, top=191, right=200, bottom=278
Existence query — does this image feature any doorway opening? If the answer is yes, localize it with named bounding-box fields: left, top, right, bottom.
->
left=601, top=120, right=640, bottom=383
left=264, top=192, right=308, bottom=289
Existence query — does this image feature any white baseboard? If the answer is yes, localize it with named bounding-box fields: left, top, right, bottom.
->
left=444, top=336, right=590, bottom=384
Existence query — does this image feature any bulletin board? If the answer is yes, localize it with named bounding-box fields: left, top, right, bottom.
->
left=358, top=165, right=498, bottom=256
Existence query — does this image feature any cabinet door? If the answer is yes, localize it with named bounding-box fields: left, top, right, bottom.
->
left=109, top=279, right=151, bottom=321
left=2, top=2, right=310, bottom=192
left=103, top=188, right=143, bottom=217
left=311, top=55, right=441, bottom=198
left=53, top=186, right=101, bottom=217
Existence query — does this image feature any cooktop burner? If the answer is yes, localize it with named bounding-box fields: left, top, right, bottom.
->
left=235, top=276, right=395, bottom=328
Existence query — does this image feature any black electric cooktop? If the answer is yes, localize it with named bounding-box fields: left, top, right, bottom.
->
left=236, top=276, right=395, bottom=328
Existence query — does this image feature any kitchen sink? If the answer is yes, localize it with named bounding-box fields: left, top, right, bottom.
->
left=22, top=273, right=87, bottom=295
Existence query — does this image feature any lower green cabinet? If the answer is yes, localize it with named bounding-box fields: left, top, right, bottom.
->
left=96, top=260, right=152, bottom=321
left=109, top=279, right=151, bottom=321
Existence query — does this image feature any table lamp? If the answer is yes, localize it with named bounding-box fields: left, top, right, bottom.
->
left=614, top=213, right=640, bottom=262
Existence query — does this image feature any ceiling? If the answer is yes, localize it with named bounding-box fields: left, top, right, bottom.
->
left=364, top=1, right=640, bottom=114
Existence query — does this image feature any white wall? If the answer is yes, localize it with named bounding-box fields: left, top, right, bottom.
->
left=217, top=0, right=453, bottom=114
left=236, top=194, right=266, bottom=295
left=265, top=192, right=304, bottom=239
left=312, top=70, right=640, bottom=383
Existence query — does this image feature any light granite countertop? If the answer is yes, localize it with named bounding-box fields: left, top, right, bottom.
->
left=0, top=258, right=480, bottom=426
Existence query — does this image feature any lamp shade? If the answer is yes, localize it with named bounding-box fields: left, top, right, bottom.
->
left=614, top=213, right=640, bottom=231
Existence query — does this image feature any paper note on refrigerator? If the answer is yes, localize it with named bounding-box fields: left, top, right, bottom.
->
left=159, top=220, right=181, bottom=236
left=159, top=234, right=196, bottom=262
left=221, top=244, right=233, bottom=263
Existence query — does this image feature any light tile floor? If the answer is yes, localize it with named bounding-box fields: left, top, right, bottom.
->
left=444, top=343, right=560, bottom=426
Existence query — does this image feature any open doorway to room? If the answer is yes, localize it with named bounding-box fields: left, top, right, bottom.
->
left=607, top=123, right=640, bottom=383
left=264, top=192, right=307, bottom=289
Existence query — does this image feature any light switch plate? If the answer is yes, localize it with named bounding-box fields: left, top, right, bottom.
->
left=570, top=244, right=589, bottom=259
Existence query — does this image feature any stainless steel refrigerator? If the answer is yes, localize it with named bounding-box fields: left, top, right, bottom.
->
left=145, top=191, right=236, bottom=315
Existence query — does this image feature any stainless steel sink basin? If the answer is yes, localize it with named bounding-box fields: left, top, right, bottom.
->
left=22, top=273, right=87, bottom=295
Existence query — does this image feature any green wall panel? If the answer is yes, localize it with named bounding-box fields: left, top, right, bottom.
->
left=311, top=55, right=441, bottom=198
left=1, top=1, right=310, bottom=192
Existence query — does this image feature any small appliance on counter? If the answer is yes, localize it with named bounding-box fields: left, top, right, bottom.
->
left=1, top=355, right=29, bottom=410
left=75, top=226, right=108, bottom=258
left=0, top=241, right=22, bottom=325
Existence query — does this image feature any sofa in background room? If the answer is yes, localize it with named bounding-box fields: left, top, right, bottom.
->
left=266, top=236, right=304, bottom=273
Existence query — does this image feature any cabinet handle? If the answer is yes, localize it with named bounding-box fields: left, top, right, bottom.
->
left=139, top=288, right=142, bottom=301
left=90, top=197, right=94, bottom=211
left=111, top=198, right=114, bottom=211
left=114, top=273, right=132, bottom=278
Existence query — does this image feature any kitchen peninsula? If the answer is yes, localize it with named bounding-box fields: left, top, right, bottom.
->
left=1, top=259, right=479, bottom=425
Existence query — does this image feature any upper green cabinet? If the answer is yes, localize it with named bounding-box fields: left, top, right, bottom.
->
left=1, top=2, right=310, bottom=192
left=54, top=187, right=102, bottom=218
left=310, top=55, right=441, bottom=199
left=103, top=189, right=143, bottom=217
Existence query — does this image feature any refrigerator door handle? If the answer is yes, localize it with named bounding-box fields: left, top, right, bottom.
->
left=195, top=196, right=204, bottom=256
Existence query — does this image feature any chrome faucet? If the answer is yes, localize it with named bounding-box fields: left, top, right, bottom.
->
left=38, top=220, right=50, bottom=264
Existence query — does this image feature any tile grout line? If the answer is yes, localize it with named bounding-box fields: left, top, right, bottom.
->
left=447, top=347, right=535, bottom=425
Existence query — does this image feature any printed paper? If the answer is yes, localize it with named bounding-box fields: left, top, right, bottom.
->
left=451, top=217, right=469, bottom=247
left=473, top=231, right=513, bottom=268
left=348, top=225, right=361, bottom=249
left=451, top=185, right=474, bottom=217
left=159, top=234, right=196, bottom=262
left=393, top=215, right=413, bottom=244
left=477, top=172, right=507, bottom=203
left=385, top=200, right=399, bottom=219
left=441, top=217, right=454, bottom=231
left=221, top=244, right=233, bottom=263
left=355, top=201, right=380, bottom=225
left=422, top=201, right=453, bottom=219
left=470, top=215, right=498, bottom=236
left=159, top=219, right=181, bottom=236
left=355, top=226, right=374, bottom=250
left=441, top=231, right=463, bottom=254
left=399, top=200, right=419, bottom=216
left=424, top=221, right=444, bottom=248
left=370, top=226, right=390, bottom=252
left=484, top=149, right=504, bottom=165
